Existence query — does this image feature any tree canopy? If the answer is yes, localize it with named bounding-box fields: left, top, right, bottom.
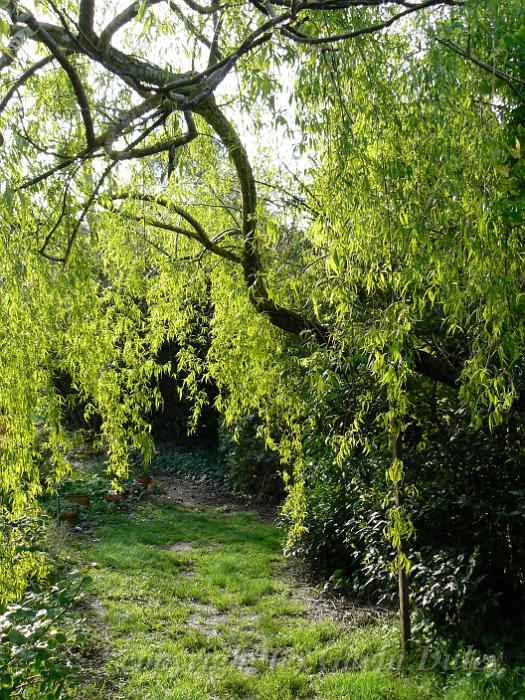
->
left=0, top=0, right=524, bottom=634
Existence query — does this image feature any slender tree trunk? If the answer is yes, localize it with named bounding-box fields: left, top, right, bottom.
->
left=390, top=411, right=411, bottom=656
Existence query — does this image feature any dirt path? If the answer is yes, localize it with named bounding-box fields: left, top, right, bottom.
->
left=153, top=472, right=388, bottom=629
left=153, top=472, right=278, bottom=521
left=75, top=473, right=405, bottom=700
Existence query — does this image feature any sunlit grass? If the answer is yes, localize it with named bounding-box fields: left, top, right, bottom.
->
left=72, top=499, right=524, bottom=699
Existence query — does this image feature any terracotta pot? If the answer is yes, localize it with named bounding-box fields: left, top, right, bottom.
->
left=65, top=493, right=90, bottom=507
left=137, top=475, right=152, bottom=488
left=59, top=509, right=79, bottom=526
left=105, top=491, right=120, bottom=503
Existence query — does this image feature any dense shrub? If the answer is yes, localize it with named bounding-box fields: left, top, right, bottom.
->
left=151, top=443, right=230, bottom=489
left=281, top=452, right=396, bottom=603
left=276, top=377, right=525, bottom=652
left=151, top=413, right=283, bottom=501
left=407, top=411, right=525, bottom=650
left=219, top=413, right=283, bottom=501
left=0, top=568, right=88, bottom=699
left=0, top=514, right=90, bottom=699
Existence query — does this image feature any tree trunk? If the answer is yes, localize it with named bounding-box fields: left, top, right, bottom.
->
left=390, top=413, right=411, bottom=656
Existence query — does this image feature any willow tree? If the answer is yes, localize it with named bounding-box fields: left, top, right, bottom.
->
left=0, top=0, right=523, bottom=644
left=286, top=0, right=525, bottom=649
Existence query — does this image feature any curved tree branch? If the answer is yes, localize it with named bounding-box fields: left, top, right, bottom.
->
left=110, top=192, right=212, bottom=237
left=21, top=12, right=96, bottom=147
left=0, top=55, right=54, bottom=116
left=196, top=96, right=329, bottom=342
left=104, top=111, right=196, bottom=160
left=109, top=192, right=241, bottom=262
left=117, top=211, right=241, bottom=262
left=78, top=0, right=96, bottom=44
left=284, top=0, right=459, bottom=46
left=99, top=0, right=164, bottom=55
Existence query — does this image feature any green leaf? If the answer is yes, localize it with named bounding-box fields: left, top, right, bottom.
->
left=137, top=0, right=149, bottom=22
left=2, top=183, right=13, bottom=210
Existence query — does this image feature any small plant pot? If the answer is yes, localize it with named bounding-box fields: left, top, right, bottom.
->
left=65, top=493, right=90, bottom=507
left=105, top=491, right=120, bottom=503
left=59, top=509, right=79, bottom=526
left=137, top=475, right=152, bottom=489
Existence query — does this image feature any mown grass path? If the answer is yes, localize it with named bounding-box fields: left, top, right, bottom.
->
left=73, top=475, right=499, bottom=700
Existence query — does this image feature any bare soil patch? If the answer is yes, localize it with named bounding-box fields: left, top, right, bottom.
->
left=165, top=541, right=194, bottom=552
left=153, top=472, right=278, bottom=522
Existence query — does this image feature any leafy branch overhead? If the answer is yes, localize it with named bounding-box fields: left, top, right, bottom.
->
left=0, top=0, right=523, bottom=419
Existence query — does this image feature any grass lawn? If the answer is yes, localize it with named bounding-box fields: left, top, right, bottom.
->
left=71, top=494, right=524, bottom=699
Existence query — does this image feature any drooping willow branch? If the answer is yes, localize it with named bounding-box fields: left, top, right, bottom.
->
left=438, top=38, right=525, bottom=104
left=281, top=0, right=462, bottom=45
left=108, top=192, right=241, bottom=262
left=168, top=1, right=223, bottom=63
left=4, top=0, right=519, bottom=407
left=0, top=55, right=55, bottom=116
